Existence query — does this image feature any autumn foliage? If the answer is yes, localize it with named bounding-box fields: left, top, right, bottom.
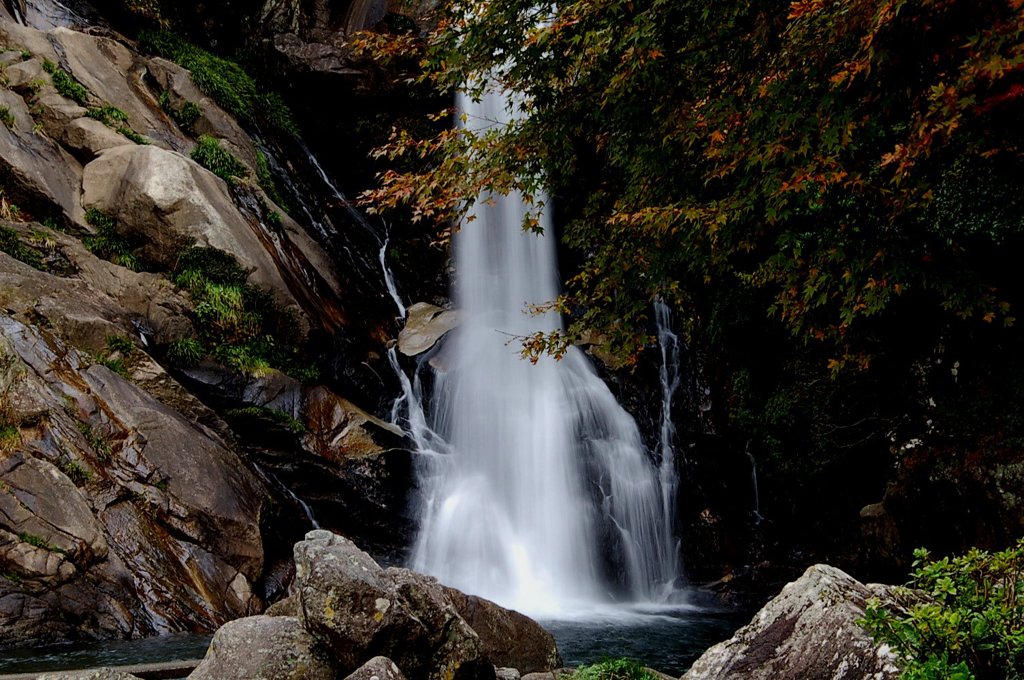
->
left=360, top=0, right=1024, bottom=368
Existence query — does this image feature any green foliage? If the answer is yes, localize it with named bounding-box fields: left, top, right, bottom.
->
left=224, top=406, right=308, bottom=434
left=267, top=210, right=282, bottom=229
left=159, top=90, right=202, bottom=135
left=171, top=245, right=314, bottom=379
left=106, top=335, right=135, bottom=355
left=0, top=423, right=18, bottom=454
left=18, top=532, right=53, bottom=550
left=574, top=658, right=655, bottom=680
left=57, top=456, right=92, bottom=486
left=166, top=337, right=203, bottom=367
left=862, top=541, right=1024, bottom=680
left=255, top=150, right=288, bottom=210
left=0, top=225, right=45, bottom=270
left=139, top=30, right=299, bottom=137
left=75, top=419, right=111, bottom=462
left=191, top=135, right=247, bottom=182
left=363, top=0, right=1024, bottom=367
left=0, top=106, right=14, bottom=129
left=42, top=59, right=89, bottom=105
left=83, top=207, right=140, bottom=271
left=87, top=106, right=147, bottom=144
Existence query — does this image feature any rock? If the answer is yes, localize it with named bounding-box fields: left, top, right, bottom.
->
left=345, top=657, right=407, bottom=680
left=189, top=615, right=337, bottom=680
left=37, top=670, right=143, bottom=680
left=682, top=564, right=913, bottom=680
left=266, top=593, right=301, bottom=617
left=495, top=669, right=521, bottom=680
left=62, top=117, right=135, bottom=158
left=397, top=302, right=459, bottom=357
left=297, top=530, right=564, bottom=680
left=442, top=589, right=561, bottom=673
left=0, top=315, right=266, bottom=644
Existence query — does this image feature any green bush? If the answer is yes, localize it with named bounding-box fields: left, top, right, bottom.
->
left=862, top=541, right=1024, bottom=680
left=42, top=59, right=89, bottom=105
left=139, top=30, right=298, bottom=137
left=0, top=225, right=45, bottom=270
left=166, top=337, right=203, bottom=367
left=171, top=245, right=313, bottom=379
left=159, top=90, right=202, bottom=135
left=83, top=208, right=140, bottom=271
left=87, top=106, right=147, bottom=144
left=575, top=659, right=655, bottom=680
left=0, top=106, right=14, bottom=129
left=191, top=135, right=247, bottom=182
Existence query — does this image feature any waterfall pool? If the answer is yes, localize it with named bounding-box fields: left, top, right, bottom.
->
left=543, top=605, right=747, bottom=676
left=0, top=608, right=743, bottom=677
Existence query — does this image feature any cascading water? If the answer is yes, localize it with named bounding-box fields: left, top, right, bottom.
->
left=403, top=89, right=680, bottom=616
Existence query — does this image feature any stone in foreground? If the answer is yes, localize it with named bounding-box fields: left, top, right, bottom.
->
left=344, top=657, right=407, bottom=680
left=294, top=530, right=561, bottom=680
left=189, top=615, right=337, bottom=680
left=683, top=564, right=913, bottom=680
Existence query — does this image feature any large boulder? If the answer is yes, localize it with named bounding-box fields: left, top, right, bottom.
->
left=397, top=303, right=459, bottom=358
left=294, top=531, right=560, bottom=680
left=345, top=657, right=407, bottom=680
left=189, top=615, right=337, bottom=680
left=682, top=564, right=915, bottom=680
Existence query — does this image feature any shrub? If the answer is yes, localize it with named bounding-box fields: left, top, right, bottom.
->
left=862, top=541, right=1024, bottom=680
left=87, top=105, right=147, bottom=144
left=83, top=208, right=140, bottom=271
left=575, top=659, right=656, bottom=680
left=166, top=337, right=203, bottom=367
left=139, top=30, right=299, bottom=137
left=159, top=90, right=202, bottom=135
left=0, top=225, right=45, bottom=270
left=0, top=106, right=14, bottom=129
left=191, top=135, right=247, bottom=182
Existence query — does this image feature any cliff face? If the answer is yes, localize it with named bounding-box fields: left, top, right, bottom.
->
left=0, top=0, right=417, bottom=646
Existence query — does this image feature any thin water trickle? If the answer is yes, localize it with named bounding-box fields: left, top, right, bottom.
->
left=394, top=89, right=682, bottom=617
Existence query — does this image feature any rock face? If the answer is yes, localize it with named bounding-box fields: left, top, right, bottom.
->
left=0, top=314, right=265, bottom=644
left=682, top=564, right=914, bottom=680
left=189, top=615, right=338, bottom=680
left=345, top=657, right=408, bottom=680
left=294, top=530, right=561, bottom=680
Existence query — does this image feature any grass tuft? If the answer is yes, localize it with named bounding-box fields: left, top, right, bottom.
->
left=191, top=135, right=248, bottom=182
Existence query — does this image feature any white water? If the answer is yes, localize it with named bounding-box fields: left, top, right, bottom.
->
left=402, top=89, right=680, bottom=617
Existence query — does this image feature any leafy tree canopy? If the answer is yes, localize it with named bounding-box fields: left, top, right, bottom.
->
left=361, top=0, right=1024, bottom=368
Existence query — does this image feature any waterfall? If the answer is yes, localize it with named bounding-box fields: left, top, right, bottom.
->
left=404, top=89, right=680, bottom=616
left=654, top=300, right=682, bottom=590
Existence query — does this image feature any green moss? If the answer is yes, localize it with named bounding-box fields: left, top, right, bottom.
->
left=42, top=60, right=89, bottom=105
left=83, top=208, right=140, bottom=271
left=224, top=406, right=308, bottom=434
left=267, top=210, right=282, bottom=229
left=18, top=532, right=61, bottom=553
left=139, top=30, right=299, bottom=137
left=191, top=135, right=247, bottom=182
left=0, top=225, right=45, bottom=270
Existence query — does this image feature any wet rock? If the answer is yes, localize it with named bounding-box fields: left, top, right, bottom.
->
left=189, top=615, right=337, bottom=680
left=344, top=656, right=407, bottom=680
left=266, top=593, right=301, bottom=617
left=682, top=564, right=915, bottom=680
left=295, top=530, right=507, bottom=680
left=442, top=589, right=561, bottom=674
left=397, top=302, right=459, bottom=357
